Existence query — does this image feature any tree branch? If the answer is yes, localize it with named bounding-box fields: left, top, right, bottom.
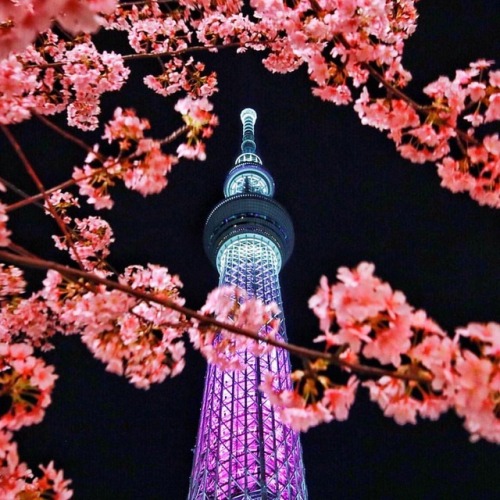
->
left=0, top=250, right=433, bottom=384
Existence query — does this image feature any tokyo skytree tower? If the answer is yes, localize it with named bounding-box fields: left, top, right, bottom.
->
left=188, top=109, right=307, bottom=499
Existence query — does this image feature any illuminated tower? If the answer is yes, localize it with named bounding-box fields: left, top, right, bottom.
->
left=188, top=109, right=307, bottom=499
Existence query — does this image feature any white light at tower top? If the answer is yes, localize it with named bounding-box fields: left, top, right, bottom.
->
left=240, top=108, right=257, bottom=154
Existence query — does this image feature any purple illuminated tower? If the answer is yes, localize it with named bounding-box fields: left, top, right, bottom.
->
left=188, top=109, right=307, bottom=499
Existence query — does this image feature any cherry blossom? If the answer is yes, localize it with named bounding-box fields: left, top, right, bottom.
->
left=190, top=286, right=280, bottom=371
left=306, top=263, right=499, bottom=442
left=144, top=58, right=218, bottom=99
left=450, top=323, right=500, bottom=443
left=0, top=293, right=55, bottom=350
left=0, top=265, right=25, bottom=300
left=0, top=31, right=129, bottom=129
left=52, top=215, right=114, bottom=274
left=259, top=369, right=359, bottom=432
left=0, top=430, right=72, bottom=499
left=0, top=342, right=57, bottom=431
left=437, top=134, right=500, bottom=208
left=73, top=108, right=183, bottom=207
left=175, top=96, right=219, bottom=161
left=48, top=264, right=188, bottom=389
left=0, top=0, right=117, bottom=59
left=309, top=262, right=414, bottom=367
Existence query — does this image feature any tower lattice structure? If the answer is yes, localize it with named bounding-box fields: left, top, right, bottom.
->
left=188, top=109, right=307, bottom=499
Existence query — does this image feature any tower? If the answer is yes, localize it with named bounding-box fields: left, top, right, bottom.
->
left=188, top=109, right=307, bottom=499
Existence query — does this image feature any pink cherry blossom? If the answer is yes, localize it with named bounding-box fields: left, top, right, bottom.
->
left=0, top=0, right=117, bottom=59
left=322, top=376, right=359, bottom=421
left=451, top=349, right=499, bottom=443
left=0, top=293, right=55, bottom=349
left=103, top=107, right=150, bottom=145
left=46, top=265, right=188, bottom=389
left=260, top=371, right=359, bottom=432
left=190, top=286, right=280, bottom=371
left=259, top=372, right=333, bottom=432
left=0, top=429, right=72, bottom=498
left=456, top=322, right=500, bottom=357
left=0, top=265, right=25, bottom=299
left=52, top=216, right=114, bottom=274
left=0, top=203, right=11, bottom=247
left=0, top=341, right=57, bottom=431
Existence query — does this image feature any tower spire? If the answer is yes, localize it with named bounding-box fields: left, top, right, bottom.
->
left=240, top=108, right=257, bottom=153
left=224, top=108, right=275, bottom=198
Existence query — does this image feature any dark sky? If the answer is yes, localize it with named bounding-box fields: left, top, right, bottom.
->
left=2, top=1, right=499, bottom=499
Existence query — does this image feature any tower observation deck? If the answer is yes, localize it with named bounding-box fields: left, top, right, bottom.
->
left=188, top=109, right=307, bottom=499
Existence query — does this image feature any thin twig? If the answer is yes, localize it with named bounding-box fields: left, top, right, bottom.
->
left=35, top=114, right=103, bottom=157
left=0, top=176, right=45, bottom=211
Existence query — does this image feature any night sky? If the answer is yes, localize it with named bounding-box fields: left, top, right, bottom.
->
left=2, top=1, right=499, bottom=499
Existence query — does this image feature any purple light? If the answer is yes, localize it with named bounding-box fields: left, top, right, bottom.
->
left=188, top=239, right=307, bottom=499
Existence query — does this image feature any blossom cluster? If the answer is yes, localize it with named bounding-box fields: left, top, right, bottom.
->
left=252, top=0, right=417, bottom=98
left=0, top=264, right=25, bottom=299
left=1, top=261, right=188, bottom=390
left=0, top=31, right=129, bottom=129
left=174, top=96, right=219, bottom=160
left=0, top=0, right=117, bottom=58
left=0, top=269, right=71, bottom=496
left=0, top=342, right=57, bottom=431
left=355, top=61, right=499, bottom=207
left=452, top=323, right=500, bottom=443
left=190, top=286, right=281, bottom=371
left=41, top=266, right=187, bottom=389
left=106, top=1, right=191, bottom=54
left=144, top=57, right=217, bottom=100
left=260, top=368, right=359, bottom=432
left=45, top=190, right=115, bottom=276
left=262, top=262, right=499, bottom=443
left=0, top=265, right=56, bottom=351
left=52, top=214, right=114, bottom=275
left=73, top=107, right=180, bottom=208
left=106, top=2, right=220, bottom=104
left=72, top=101, right=217, bottom=207
left=0, top=430, right=72, bottom=499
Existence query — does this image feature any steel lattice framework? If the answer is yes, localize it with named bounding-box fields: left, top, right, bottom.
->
left=188, top=110, right=307, bottom=499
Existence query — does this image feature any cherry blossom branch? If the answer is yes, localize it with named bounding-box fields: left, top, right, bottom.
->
left=365, top=64, right=478, bottom=147
left=26, top=42, right=250, bottom=70
left=0, top=249, right=432, bottom=384
left=334, top=34, right=481, bottom=148
left=6, top=124, right=189, bottom=213
left=7, top=177, right=77, bottom=213
left=121, top=42, right=248, bottom=62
